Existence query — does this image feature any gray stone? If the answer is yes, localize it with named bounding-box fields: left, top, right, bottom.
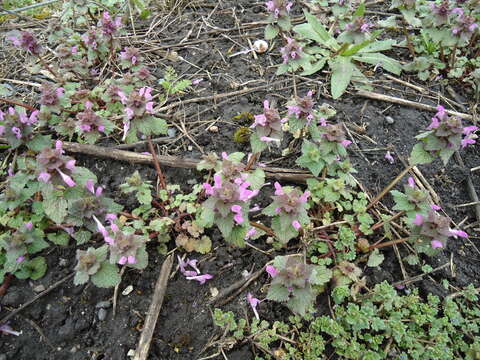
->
left=98, top=308, right=108, bottom=321
left=385, top=116, right=395, bottom=124
left=95, top=301, right=111, bottom=309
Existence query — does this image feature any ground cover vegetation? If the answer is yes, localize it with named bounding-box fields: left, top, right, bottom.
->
left=0, top=0, right=479, bottom=359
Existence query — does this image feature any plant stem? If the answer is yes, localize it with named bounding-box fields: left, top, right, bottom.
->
left=368, top=237, right=409, bottom=251
left=371, top=211, right=405, bottom=231
left=367, top=165, right=414, bottom=210
left=249, top=221, right=275, bottom=238
left=37, top=56, right=62, bottom=83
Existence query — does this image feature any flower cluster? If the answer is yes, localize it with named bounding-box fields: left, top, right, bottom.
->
left=118, top=87, right=155, bottom=140
left=0, top=107, right=39, bottom=148
left=120, top=47, right=141, bottom=67
left=451, top=11, right=478, bottom=42
left=410, top=209, right=468, bottom=252
left=430, top=0, right=452, bottom=26
left=250, top=100, right=285, bottom=152
left=6, top=31, right=42, bottom=55
left=265, top=0, right=293, bottom=19
left=280, top=37, right=303, bottom=64
left=39, top=83, right=65, bottom=114
left=76, top=101, right=105, bottom=134
left=100, top=12, right=122, bottom=37
left=262, top=182, right=310, bottom=244
left=391, top=177, right=432, bottom=219
left=413, top=105, right=477, bottom=165
left=36, top=141, right=76, bottom=187
left=341, top=17, right=372, bottom=43
left=266, top=256, right=331, bottom=315
left=177, top=256, right=213, bottom=285
left=286, top=90, right=316, bottom=126
left=200, top=154, right=260, bottom=246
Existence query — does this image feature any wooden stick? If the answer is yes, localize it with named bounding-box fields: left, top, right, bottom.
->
left=54, top=141, right=314, bottom=183
left=454, top=152, right=480, bottom=223
left=134, top=254, right=173, bottom=360
left=356, top=90, right=473, bottom=121
left=367, top=165, right=413, bottom=210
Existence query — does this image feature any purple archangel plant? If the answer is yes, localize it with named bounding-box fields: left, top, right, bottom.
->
left=38, top=83, right=66, bottom=115
left=262, top=182, right=310, bottom=244
left=286, top=90, right=316, bottom=131
left=0, top=107, right=42, bottom=150
left=277, top=37, right=308, bottom=75
left=409, top=209, right=468, bottom=255
left=36, top=141, right=77, bottom=188
left=117, top=87, right=167, bottom=143
left=264, top=0, right=294, bottom=40
left=296, top=121, right=351, bottom=177
left=74, top=245, right=121, bottom=287
left=177, top=256, right=213, bottom=285
left=250, top=100, right=285, bottom=153
left=338, top=16, right=372, bottom=44
left=6, top=30, right=42, bottom=55
left=410, top=105, right=477, bottom=165
left=266, top=255, right=331, bottom=315
left=199, top=153, right=262, bottom=247
left=390, top=177, right=433, bottom=220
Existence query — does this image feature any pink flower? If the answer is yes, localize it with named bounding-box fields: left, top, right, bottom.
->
left=450, top=229, right=468, bottom=238
left=122, top=121, right=130, bottom=141
left=341, top=140, right=352, bottom=147
left=125, top=107, right=134, bottom=120
left=92, top=215, right=109, bottom=238
left=57, top=168, right=76, bottom=187
left=0, top=125, right=4, bottom=136
left=427, top=117, right=440, bottom=130
left=247, top=293, right=261, bottom=320
left=186, top=274, right=213, bottom=285
left=274, top=182, right=284, bottom=196
left=11, top=127, right=22, bottom=139
left=260, top=136, right=280, bottom=143
left=431, top=204, right=441, bottom=211
left=65, top=160, right=76, bottom=171
left=266, top=265, right=278, bottom=277
left=412, top=214, right=423, bottom=226
left=245, top=228, right=257, bottom=240
left=145, top=102, right=154, bottom=114
left=118, top=256, right=127, bottom=265
left=85, top=179, right=95, bottom=194
left=16, top=256, right=25, bottom=263
left=463, top=126, right=478, bottom=135
left=127, top=255, right=136, bottom=264
left=0, top=323, right=21, bottom=336
left=408, top=177, right=415, bottom=188
left=292, top=220, right=301, bottom=230
left=25, top=222, right=33, bottom=230
left=431, top=240, right=443, bottom=249
left=38, top=172, right=51, bottom=183
left=299, top=191, right=310, bottom=203
left=234, top=214, right=244, bottom=224
left=385, top=151, right=394, bottom=164
left=231, top=204, right=242, bottom=213
left=192, top=78, right=203, bottom=85
left=461, top=137, right=476, bottom=148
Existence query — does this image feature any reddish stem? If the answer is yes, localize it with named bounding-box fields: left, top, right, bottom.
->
left=147, top=137, right=167, bottom=190
left=0, top=97, right=36, bottom=112
left=0, top=274, right=14, bottom=297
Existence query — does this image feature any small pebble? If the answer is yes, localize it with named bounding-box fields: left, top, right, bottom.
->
left=95, top=300, right=112, bottom=309
left=122, top=285, right=134, bottom=296
left=186, top=179, right=197, bottom=185
left=208, top=125, right=219, bottom=133
left=187, top=146, right=193, bottom=151
left=253, top=40, right=269, bottom=54
left=33, top=285, right=46, bottom=293
left=385, top=116, right=395, bottom=124
left=127, top=349, right=136, bottom=357
left=209, top=287, right=219, bottom=298
left=98, top=308, right=108, bottom=321
left=59, top=258, right=68, bottom=267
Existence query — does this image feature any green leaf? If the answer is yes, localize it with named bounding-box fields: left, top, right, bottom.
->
left=353, top=2, right=366, bottom=17
left=91, top=262, right=121, bottom=288
left=73, top=167, right=98, bottom=187
left=267, top=284, right=290, bottom=302
left=330, top=57, right=354, bottom=99
left=409, top=143, right=434, bottom=165
left=300, top=57, right=327, bottom=76
left=150, top=117, right=168, bottom=135
left=28, top=257, right=47, bottom=280
left=354, top=53, right=402, bottom=75
left=309, top=266, right=332, bottom=285
left=288, top=287, right=315, bottom=315
left=194, top=236, right=212, bottom=254
left=43, top=197, right=67, bottom=224
left=265, top=24, right=279, bottom=40
left=27, top=237, right=49, bottom=254
left=27, top=135, right=52, bottom=152
left=439, top=147, right=455, bottom=165
left=47, top=232, right=70, bottom=246
left=250, top=132, right=267, bottom=154
left=129, top=246, right=148, bottom=270
left=227, top=226, right=246, bottom=247
left=246, top=168, right=265, bottom=189
left=74, top=271, right=89, bottom=285
left=73, top=230, right=91, bottom=245
left=357, top=39, right=396, bottom=53
left=227, top=152, right=245, bottom=162
left=367, top=249, right=385, bottom=267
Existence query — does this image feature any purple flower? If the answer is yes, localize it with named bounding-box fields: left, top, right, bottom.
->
left=341, top=140, right=352, bottom=147
left=408, top=177, right=415, bottom=188
left=192, top=78, right=203, bottom=85
left=16, top=256, right=25, bottom=263
left=0, top=323, right=21, bottom=336
left=431, top=240, right=444, bottom=249
left=450, top=229, right=468, bottom=238
left=11, top=126, right=22, bottom=139
left=57, top=168, right=76, bottom=187
left=292, top=220, right=301, bottom=230
left=38, top=172, right=51, bottom=183
left=431, top=204, right=441, bottom=211
left=247, top=293, right=261, bottom=320
left=427, top=117, right=440, bottom=130
left=463, top=126, right=478, bottom=135
left=0, top=125, right=4, bottom=136
left=385, top=151, right=394, bottom=164
left=260, top=136, right=280, bottom=143
left=412, top=214, right=424, bottom=226
left=280, top=37, right=303, bottom=64
left=25, top=222, right=33, bottom=230
left=265, top=0, right=292, bottom=18
left=65, top=160, right=76, bottom=171
left=461, top=137, right=476, bottom=148
left=245, top=228, right=257, bottom=240
left=186, top=274, right=213, bottom=285
left=100, top=11, right=122, bottom=36
left=7, top=31, right=41, bottom=55
left=92, top=215, right=109, bottom=238
left=266, top=265, right=278, bottom=277
left=274, top=182, right=284, bottom=196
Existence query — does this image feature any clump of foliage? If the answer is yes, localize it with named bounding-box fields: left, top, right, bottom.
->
left=265, top=256, right=331, bottom=315
left=214, top=283, right=480, bottom=360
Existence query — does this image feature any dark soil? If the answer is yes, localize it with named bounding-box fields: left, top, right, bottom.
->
left=1, top=1, right=480, bottom=359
